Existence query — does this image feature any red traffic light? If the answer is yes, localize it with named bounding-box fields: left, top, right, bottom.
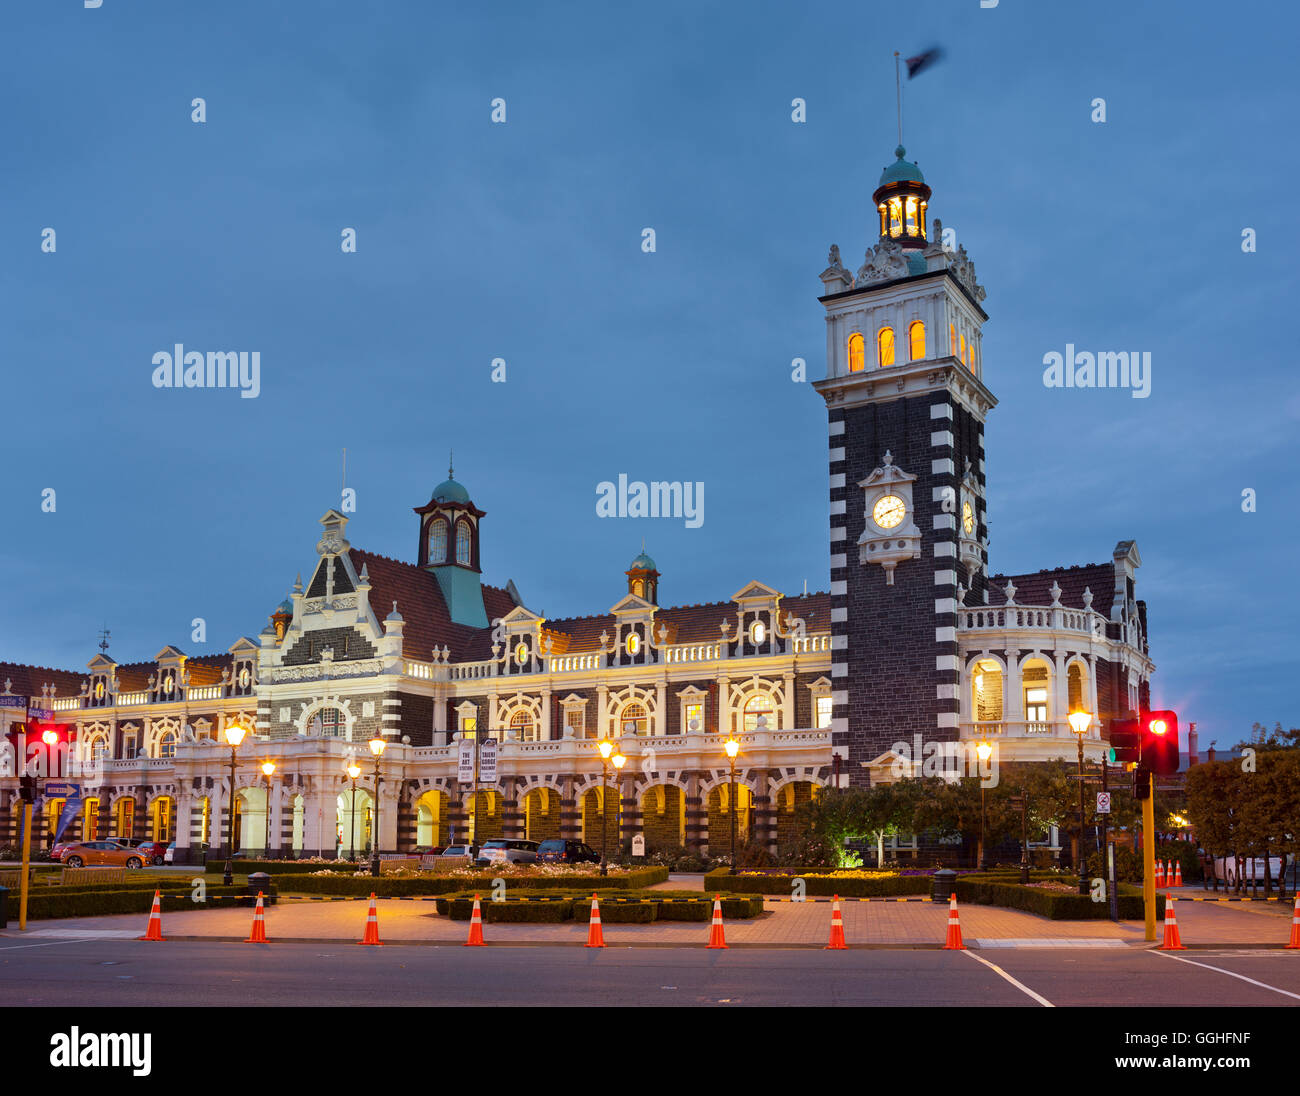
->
left=1140, top=710, right=1179, bottom=775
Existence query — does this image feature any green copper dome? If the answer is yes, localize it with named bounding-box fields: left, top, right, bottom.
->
left=628, top=550, right=657, bottom=572
left=879, top=145, right=925, bottom=186
left=432, top=477, right=470, bottom=504
left=275, top=598, right=293, bottom=615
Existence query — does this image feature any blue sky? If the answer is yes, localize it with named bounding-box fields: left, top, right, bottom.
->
left=1, top=0, right=1296, bottom=746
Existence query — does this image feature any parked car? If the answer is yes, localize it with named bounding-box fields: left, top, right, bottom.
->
left=60, top=841, right=147, bottom=869
left=50, top=841, right=77, bottom=862
left=434, top=844, right=479, bottom=866
left=475, top=839, right=540, bottom=867
left=112, top=838, right=168, bottom=865
left=536, top=838, right=601, bottom=865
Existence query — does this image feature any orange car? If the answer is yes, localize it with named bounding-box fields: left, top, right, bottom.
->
left=59, top=840, right=148, bottom=869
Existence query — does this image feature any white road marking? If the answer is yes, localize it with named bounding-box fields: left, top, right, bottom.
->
left=21, top=929, right=141, bottom=938
left=1152, top=951, right=1300, bottom=1000
left=976, top=938, right=1127, bottom=949
left=0, top=938, right=104, bottom=952
left=962, top=949, right=1055, bottom=1007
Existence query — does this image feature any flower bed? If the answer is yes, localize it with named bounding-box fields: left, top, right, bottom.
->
left=703, top=869, right=930, bottom=898
left=956, top=873, right=1165, bottom=920
left=433, top=889, right=762, bottom=923
left=280, top=865, right=667, bottom=897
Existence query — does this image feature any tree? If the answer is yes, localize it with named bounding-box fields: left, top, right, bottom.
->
left=1186, top=760, right=1240, bottom=891
left=1233, top=722, right=1300, bottom=753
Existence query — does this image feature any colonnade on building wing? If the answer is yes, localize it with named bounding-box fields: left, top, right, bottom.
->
left=138, top=764, right=830, bottom=861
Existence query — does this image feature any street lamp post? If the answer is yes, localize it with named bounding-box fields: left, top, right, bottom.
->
left=611, top=751, right=627, bottom=862
left=222, top=724, right=247, bottom=886
left=41, top=729, right=58, bottom=850
left=597, top=739, right=614, bottom=876
left=1068, top=710, right=1093, bottom=896
left=261, top=760, right=275, bottom=857
left=346, top=762, right=361, bottom=862
left=976, top=740, right=993, bottom=870
left=724, top=737, right=741, bottom=875
left=1010, top=793, right=1031, bottom=884
left=368, top=736, right=386, bottom=877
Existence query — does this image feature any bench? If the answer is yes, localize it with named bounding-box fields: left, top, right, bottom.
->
left=0, top=868, right=37, bottom=889
left=379, top=858, right=420, bottom=874
left=60, top=867, right=129, bottom=886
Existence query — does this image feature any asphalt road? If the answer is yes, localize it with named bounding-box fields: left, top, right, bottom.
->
left=3, top=938, right=1300, bottom=1007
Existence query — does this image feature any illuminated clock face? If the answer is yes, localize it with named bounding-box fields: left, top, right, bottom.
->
left=872, top=494, right=906, bottom=530
left=238, top=667, right=251, bottom=688
left=962, top=501, right=975, bottom=535
left=626, top=633, right=640, bottom=656
left=514, top=642, right=528, bottom=665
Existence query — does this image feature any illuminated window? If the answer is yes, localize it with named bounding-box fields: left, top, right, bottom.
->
left=968, top=339, right=976, bottom=371
left=950, top=323, right=957, bottom=357
left=455, top=521, right=471, bottom=565
left=919, top=200, right=928, bottom=239
left=1024, top=688, right=1048, bottom=723
left=317, top=707, right=344, bottom=737
left=88, top=735, right=108, bottom=761
left=815, top=695, right=833, bottom=729
left=888, top=198, right=903, bottom=238
left=959, top=334, right=966, bottom=365
left=743, top=693, right=775, bottom=733
left=684, top=702, right=703, bottom=732
left=563, top=703, right=586, bottom=738
left=157, top=731, right=177, bottom=758
left=620, top=703, right=648, bottom=736
left=428, top=519, right=448, bottom=564
left=909, top=321, right=925, bottom=361
left=876, top=203, right=888, bottom=236
left=509, top=709, right=535, bottom=742
left=904, top=196, right=918, bottom=235
left=848, top=332, right=865, bottom=373
left=877, top=327, right=895, bottom=367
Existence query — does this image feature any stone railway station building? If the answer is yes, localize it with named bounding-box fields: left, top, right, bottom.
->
left=0, top=145, right=1156, bottom=864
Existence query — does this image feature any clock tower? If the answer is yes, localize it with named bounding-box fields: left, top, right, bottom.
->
left=813, top=145, right=997, bottom=783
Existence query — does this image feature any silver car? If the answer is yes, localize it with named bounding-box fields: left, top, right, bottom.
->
left=475, top=839, right=539, bottom=867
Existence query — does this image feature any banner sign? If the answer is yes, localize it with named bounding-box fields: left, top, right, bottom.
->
left=457, top=741, right=475, bottom=784
left=53, top=793, right=84, bottom=844
left=479, top=738, right=497, bottom=783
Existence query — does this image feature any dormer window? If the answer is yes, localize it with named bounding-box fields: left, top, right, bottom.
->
left=877, top=327, right=895, bottom=368
left=848, top=332, right=865, bottom=373
left=428, top=519, right=448, bottom=564
left=455, top=520, right=471, bottom=565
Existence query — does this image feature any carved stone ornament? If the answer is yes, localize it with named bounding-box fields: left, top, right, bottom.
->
left=854, top=238, right=911, bottom=288
left=948, top=243, right=986, bottom=302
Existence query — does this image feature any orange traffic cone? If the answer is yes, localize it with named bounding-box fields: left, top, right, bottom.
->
left=942, top=892, right=965, bottom=950
left=138, top=890, right=165, bottom=941
left=825, top=894, right=847, bottom=950
left=1154, top=861, right=1165, bottom=888
left=245, top=892, right=269, bottom=943
left=1174, top=862, right=1183, bottom=887
left=358, top=893, right=382, bottom=946
left=1286, top=895, right=1300, bottom=949
left=1159, top=895, right=1186, bottom=950
left=465, top=894, right=486, bottom=947
left=586, top=893, right=605, bottom=948
left=706, top=895, right=727, bottom=949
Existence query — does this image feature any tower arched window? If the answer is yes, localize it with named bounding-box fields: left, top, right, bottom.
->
left=959, top=333, right=966, bottom=366
left=157, top=731, right=177, bottom=759
left=950, top=323, right=957, bottom=357
left=887, top=198, right=903, bottom=238
left=909, top=321, right=925, bottom=362
left=848, top=332, right=865, bottom=373
left=313, top=707, right=344, bottom=738
left=877, top=327, right=895, bottom=368
left=455, top=520, right=471, bottom=565
left=428, top=519, right=448, bottom=564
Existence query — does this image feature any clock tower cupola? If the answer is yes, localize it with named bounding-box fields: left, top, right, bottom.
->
left=814, top=142, right=996, bottom=784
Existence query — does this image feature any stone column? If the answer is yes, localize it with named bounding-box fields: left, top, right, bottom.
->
left=540, top=689, right=552, bottom=742
left=501, top=776, right=523, bottom=839
left=753, top=771, right=777, bottom=855
left=684, top=771, right=707, bottom=854
left=558, top=774, right=580, bottom=840
left=781, top=672, right=795, bottom=729
left=717, top=676, right=731, bottom=737
left=654, top=680, right=667, bottom=737
left=301, top=778, right=332, bottom=860
left=446, top=787, right=469, bottom=847
left=618, top=773, right=638, bottom=854
left=1004, top=650, right=1023, bottom=728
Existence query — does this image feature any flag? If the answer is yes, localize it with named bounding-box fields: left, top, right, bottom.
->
left=905, top=47, right=943, bottom=79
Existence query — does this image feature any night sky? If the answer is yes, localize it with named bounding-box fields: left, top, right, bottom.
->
left=2, top=1, right=1296, bottom=746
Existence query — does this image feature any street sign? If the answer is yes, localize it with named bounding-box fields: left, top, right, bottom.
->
left=0, top=695, right=29, bottom=709
left=479, top=738, right=498, bottom=782
left=28, top=708, right=55, bottom=721
left=457, top=741, right=475, bottom=784
left=44, top=782, right=81, bottom=798
left=1096, top=792, right=1112, bottom=814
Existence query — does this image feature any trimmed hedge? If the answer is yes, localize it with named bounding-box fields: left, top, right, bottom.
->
left=432, top=889, right=763, bottom=922
left=279, top=866, right=667, bottom=897
left=705, top=870, right=931, bottom=898
left=204, top=860, right=364, bottom=875
left=15, top=885, right=248, bottom=921
left=955, top=873, right=1167, bottom=921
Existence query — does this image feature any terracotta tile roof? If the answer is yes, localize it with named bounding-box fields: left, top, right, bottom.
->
left=0, top=662, right=86, bottom=700
left=349, top=548, right=519, bottom=663
left=986, top=563, right=1116, bottom=612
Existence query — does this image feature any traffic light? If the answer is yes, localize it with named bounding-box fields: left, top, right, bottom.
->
left=1133, top=769, right=1152, bottom=800
left=1108, top=719, right=1142, bottom=767
left=1140, top=710, right=1180, bottom=775
left=18, top=775, right=38, bottom=802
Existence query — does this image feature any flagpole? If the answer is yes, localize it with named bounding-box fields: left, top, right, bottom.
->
left=894, top=50, right=902, bottom=146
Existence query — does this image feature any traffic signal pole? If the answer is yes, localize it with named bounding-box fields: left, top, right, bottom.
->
left=1143, top=771, right=1156, bottom=942
left=19, top=801, right=33, bottom=931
